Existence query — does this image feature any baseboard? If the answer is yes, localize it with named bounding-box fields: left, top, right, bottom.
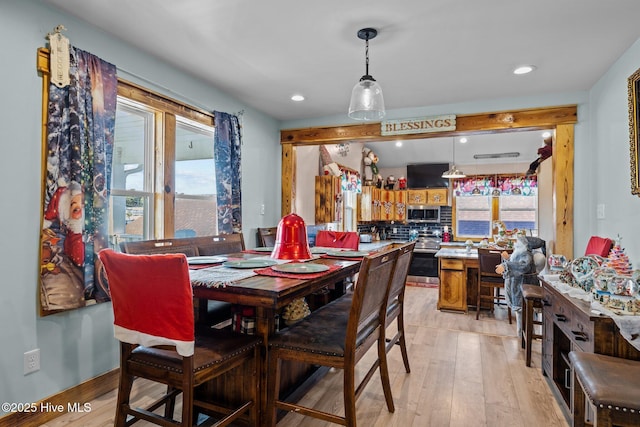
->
left=0, top=369, right=118, bottom=427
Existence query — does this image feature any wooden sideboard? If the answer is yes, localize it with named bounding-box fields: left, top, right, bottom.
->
left=541, top=279, right=640, bottom=420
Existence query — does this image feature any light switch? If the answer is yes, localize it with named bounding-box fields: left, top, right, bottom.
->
left=596, top=204, right=605, bottom=219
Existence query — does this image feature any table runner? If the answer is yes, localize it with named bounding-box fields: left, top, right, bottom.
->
left=254, top=263, right=341, bottom=279
left=190, top=266, right=258, bottom=288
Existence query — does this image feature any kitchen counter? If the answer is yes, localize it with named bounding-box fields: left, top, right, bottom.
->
left=358, top=240, right=405, bottom=252
left=435, top=247, right=478, bottom=259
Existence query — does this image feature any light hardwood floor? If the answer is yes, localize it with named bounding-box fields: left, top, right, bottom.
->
left=42, top=286, right=569, bottom=427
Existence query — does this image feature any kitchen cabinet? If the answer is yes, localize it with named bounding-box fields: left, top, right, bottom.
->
left=357, top=186, right=381, bottom=222
left=541, top=279, right=640, bottom=421
left=315, top=175, right=340, bottom=224
left=437, top=258, right=466, bottom=311
left=427, top=188, right=449, bottom=205
left=406, top=188, right=449, bottom=206
left=394, top=190, right=407, bottom=222
left=407, top=189, right=427, bottom=205
left=380, top=190, right=395, bottom=222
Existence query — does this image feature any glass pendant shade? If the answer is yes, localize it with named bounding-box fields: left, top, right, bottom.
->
left=348, top=77, right=385, bottom=121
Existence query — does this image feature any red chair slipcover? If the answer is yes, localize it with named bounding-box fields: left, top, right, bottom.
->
left=98, top=249, right=195, bottom=356
left=584, top=236, right=613, bottom=257
left=315, top=230, right=360, bottom=250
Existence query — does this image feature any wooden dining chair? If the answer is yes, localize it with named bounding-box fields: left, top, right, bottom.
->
left=257, top=227, right=277, bottom=247
left=315, top=230, right=360, bottom=250
left=266, top=248, right=400, bottom=427
left=98, top=249, right=261, bottom=427
left=383, top=241, right=416, bottom=372
left=476, top=248, right=512, bottom=323
left=189, top=233, right=245, bottom=256
left=119, top=238, right=199, bottom=256
left=119, top=237, right=233, bottom=331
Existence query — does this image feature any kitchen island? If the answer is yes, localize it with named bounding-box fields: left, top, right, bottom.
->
left=435, top=247, right=480, bottom=312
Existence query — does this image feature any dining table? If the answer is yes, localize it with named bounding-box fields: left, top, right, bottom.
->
left=188, top=250, right=364, bottom=424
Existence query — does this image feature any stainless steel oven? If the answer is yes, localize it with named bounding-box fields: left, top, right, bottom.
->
left=407, top=232, right=441, bottom=281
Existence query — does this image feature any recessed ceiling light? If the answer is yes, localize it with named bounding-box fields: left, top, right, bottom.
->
left=395, top=141, right=403, bottom=147
left=513, top=65, right=536, bottom=75
left=459, top=137, right=468, bottom=143
left=542, top=131, right=552, bottom=138
left=291, top=94, right=305, bottom=102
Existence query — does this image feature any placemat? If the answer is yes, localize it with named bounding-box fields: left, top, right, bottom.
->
left=254, top=263, right=341, bottom=279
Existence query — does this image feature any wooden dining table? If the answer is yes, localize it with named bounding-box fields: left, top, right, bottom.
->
left=190, top=252, right=362, bottom=424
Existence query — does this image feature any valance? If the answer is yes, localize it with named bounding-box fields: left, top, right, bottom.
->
left=453, top=175, right=537, bottom=197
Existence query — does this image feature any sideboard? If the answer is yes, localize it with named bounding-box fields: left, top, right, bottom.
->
left=541, top=279, right=640, bottom=421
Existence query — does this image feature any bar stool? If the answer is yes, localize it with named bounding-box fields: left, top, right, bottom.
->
left=569, top=351, right=640, bottom=427
left=521, top=284, right=543, bottom=367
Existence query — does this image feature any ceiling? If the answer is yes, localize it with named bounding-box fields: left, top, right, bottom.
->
left=44, top=0, right=640, bottom=124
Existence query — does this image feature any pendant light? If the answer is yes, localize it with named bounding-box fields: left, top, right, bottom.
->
left=348, top=28, right=385, bottom=121
left=442, top=138, right=466, bottom=178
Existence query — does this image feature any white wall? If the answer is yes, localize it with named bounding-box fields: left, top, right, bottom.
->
left=588, top=38, right=640, bottom=262
left=0, top=0, right=281, bottom=408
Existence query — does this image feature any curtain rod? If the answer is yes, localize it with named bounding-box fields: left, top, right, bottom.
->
left=116, top=66, right=244, bottom=118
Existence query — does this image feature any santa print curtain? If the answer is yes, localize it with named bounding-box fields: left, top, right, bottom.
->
left=213, top=111, right=242, bottom=234
left=40, top=47, right=117, bottom=311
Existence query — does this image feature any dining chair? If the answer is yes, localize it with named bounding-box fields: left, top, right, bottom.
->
left=98, top=249, right=261, bottom=427
left=383, top=241, right=416, bottom=373
left=476, top=248, right=512, bottom=323
left=257, top=227, right=277, bottom=247
left=119, top=237, right=233, bottom=331
left=315, top=230, right=360, bottom=250
left=119, top=238, right=199, bottom=256
left=189, top=233, right=245, bottom=256
left=266, top=248, right=400, bottom=427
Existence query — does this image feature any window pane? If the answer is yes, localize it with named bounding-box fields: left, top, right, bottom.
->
left=175, top=117, right=217, bottom=236
left=499, top=195, right=538, bottom=235
left=108, top=194, right=151, bottom=249
left=456, top=196, right=492, bottom=238
left=111, top=99, right=155, bottom=243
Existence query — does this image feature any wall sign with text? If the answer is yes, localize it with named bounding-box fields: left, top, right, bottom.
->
left=381, top=115, right=456, bottom=136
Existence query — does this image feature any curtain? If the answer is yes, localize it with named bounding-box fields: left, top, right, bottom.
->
left=453, top=175, right=538, bottom=197
left=214, top=112, right=242, bottom=233
left=40, top=47, right=117, bottom=311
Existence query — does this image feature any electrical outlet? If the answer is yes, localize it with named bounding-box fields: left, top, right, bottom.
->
left=393, top=228, right=398, bottom=234
left=596, top=204, right=605, bottom=219
left=260, top=204, right=265, bottom=215
left=24, top=349, right=40, bottom=375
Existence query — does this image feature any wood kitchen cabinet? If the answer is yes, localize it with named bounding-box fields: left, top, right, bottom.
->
left=315, top=175, right=340, bottom=224
left=427, top=188, right=449, bottom=205
left=358, top=186, right=381, bottom=222
left=407, top=189, right=427, bottom=205
left=380, top=190, right=395, bottom=221
left=394, top=190, right=407, bottom=222
left=406, top=188, right=448, bottom=206
left=437, top=258, right=466, bottom=311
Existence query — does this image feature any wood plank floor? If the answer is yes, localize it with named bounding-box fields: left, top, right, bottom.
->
left=42, top=286, right=568, bottom=427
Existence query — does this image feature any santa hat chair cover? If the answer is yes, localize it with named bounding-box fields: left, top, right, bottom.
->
left=98, top=249, right=194, bottom=356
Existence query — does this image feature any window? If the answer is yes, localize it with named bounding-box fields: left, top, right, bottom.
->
left=110, top=92, right=217, bottom=248
left=453, top=175, right=538, bottom=240
left=455, top=195, right=492, bottom=238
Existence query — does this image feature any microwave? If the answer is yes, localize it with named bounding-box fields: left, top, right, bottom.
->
left=406, top=205, right=440, bottom=223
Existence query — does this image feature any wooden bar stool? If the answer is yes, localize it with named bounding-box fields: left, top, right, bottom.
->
left=569, top=351, right=640, bottom=427
left=521, top=284, right=543, bottom=367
